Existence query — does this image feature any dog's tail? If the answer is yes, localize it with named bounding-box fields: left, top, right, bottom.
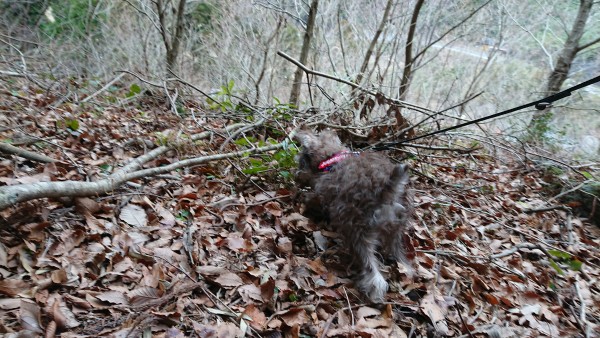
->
left=381, top=164, right=410, bottom=207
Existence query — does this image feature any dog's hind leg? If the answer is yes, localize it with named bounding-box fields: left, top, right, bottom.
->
left=349, top=227, right=388, bottom=303
left=387, top=229, right=414, bottom=278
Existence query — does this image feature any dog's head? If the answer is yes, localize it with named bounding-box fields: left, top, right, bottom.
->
left=294, top=130, right=347, bottom=186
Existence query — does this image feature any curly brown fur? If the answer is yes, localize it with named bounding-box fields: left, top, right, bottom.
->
left=295, top=130, right=413, bottom=303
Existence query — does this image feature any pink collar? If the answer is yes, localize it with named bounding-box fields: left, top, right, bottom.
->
left=318, top=151, right=360, bottom=172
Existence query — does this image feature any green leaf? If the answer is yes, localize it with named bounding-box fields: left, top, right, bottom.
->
left=549, top=259, right=564, bottom=275
left=126, top=83, right=142, bottom=98
left=568, top=259, right=582, bottom=271
left=130, top=83, right=141, bottom=94
left=99, top=164, right=111, bottom=171
left=66, top=119, right=79, bottom=131
left=242, top=165, right=269, bottom=175
left=248, top=158, right=263, bottom=166
left=234, top=136, right=257, bottom=147
left=581, top=171, right=593, bottom=179
left=548, top=249, right=571, bottom=260
left=288, top=293, right=298, bottom=302
left=176, top=209, right=191, bottom=221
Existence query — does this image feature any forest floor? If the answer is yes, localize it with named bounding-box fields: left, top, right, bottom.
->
left=0, top=79, right=599, bottom=338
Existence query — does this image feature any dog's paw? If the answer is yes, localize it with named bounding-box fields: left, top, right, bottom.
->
left=358, top=271, right=388, bottom=303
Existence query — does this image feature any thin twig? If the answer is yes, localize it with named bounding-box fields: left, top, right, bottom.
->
left=574, top=276, right=590, bottom=338
left=343, top=286, right=355, bottom=327
left=277, top=50, right=433, bottom=114
left=548, top=180, right=592, bottom=202
left=81, top=73, right=126, bottom=103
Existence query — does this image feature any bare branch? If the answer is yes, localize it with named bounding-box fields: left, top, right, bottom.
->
left=277, top=51, right=433, bottom=114
left=0, top=143, right=58, bottom=163
left=0, top=128, right=297, bottom=210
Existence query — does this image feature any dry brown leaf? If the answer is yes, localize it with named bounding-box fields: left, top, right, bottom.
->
left=95, top=290, right=129, bottom=305
left=214, top=272, right=243, bottom=288
left=197, top=265, right=228, bottom=276
left=216, top=322, right=243, bottom=338
left=192, top=321, right=218, bottom=337
left=238, top=283, right=263, bottom=303
left=74, top=197, right=101, bottom=214
left=0, top=298, right=21, bottom=310
left=0, top=242, right=8, bottom=266
left=119, top=204, right=147, bottom=227
left=260, top=278, right=276, bottom=301
left=280, top=308, right=308, bottom=327
left=51, top=269, right=68, bottom=284
left=63, top=294, right=92, bottom=310
left=243, top=304, right=267, bottom=330
left=129, top=286, right=163, bottom=307
left=264, top=201, right=282, bottom=217
left=0, top=278, right=31, bottom=297
left=19, top=300, right=43, bottom=333
left=419, top=289, right=450, bottom=336
left=50, top=296, right=80, bottom=329
left=357, top=306, right=381, bottom=319
left=226, top=235, right=253, bottom=252
left=156, top=205, right=176, bottom=227
left=276, top=236, right=292, bottom=254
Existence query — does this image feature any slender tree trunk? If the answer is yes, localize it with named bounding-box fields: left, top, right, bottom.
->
left=289, top=0, right=319, bottom=106
left=355, top=0, right=393, bottom=86
left=398, top=0, right=424, bottom=102
left=531, top=0, right=593, bottom=124
left=157, top=0, right=187, bottom=75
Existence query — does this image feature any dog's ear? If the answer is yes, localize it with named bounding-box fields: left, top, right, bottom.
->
left=294, top=130, right=319, bottom=149
left=320, top=130, right=343, bottom=147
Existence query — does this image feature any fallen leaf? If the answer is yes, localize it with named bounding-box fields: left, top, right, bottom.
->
left=119, top=204, right=147, bottom=227
left=420, top=289, right=450, bottom=336
left=357, top=306, right=381, bottom=319
left=95, top=291, right=129, bottom=305
left=51, top=295, right=80, bottom=329
left=19, top=300, right=43, bottom=333
left=157, top=205, right=176, bottom=227
left=217, top=322, right=243, bottom=338
left=129, top=286, right=163, bottom=307
left=214, top=272, right=243, bottom=288
left=238, top=283, right=263, bottom=303
left=280, top=308, right=307, bottom=327
left=264, top=201, right=282, bottom=217
left=243, top=304, right=267, bottom=330
left=0, top=279, right=31, bottom=297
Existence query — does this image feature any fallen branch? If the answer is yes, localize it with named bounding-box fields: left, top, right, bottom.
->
left=490, top=243, right=539, bottom=259
left=0, top=125, right=296, bottom=210
left=0, top=142, right=58, bottom=163
left=81, top=73, right=126, bottom=103
left=574, top=276, right=591, bottom=338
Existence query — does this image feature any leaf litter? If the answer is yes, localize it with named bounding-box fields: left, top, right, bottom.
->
left=0, top=83, right=599, bottom=337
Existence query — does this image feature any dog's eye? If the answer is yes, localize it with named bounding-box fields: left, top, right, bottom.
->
left=299, top=155, right=311, bottom=169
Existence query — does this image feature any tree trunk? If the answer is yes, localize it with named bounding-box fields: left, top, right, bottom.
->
left=393, top=0, right=424, bottom=130
left=355, top=0, right=393, bottom=86
left=289, top=0, right=319, bottom=106
left=398, top=0, right=424, bottom=102
left=531, top=0, right=593, bottom=124
left=157, top=0, right=187, bottom=75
